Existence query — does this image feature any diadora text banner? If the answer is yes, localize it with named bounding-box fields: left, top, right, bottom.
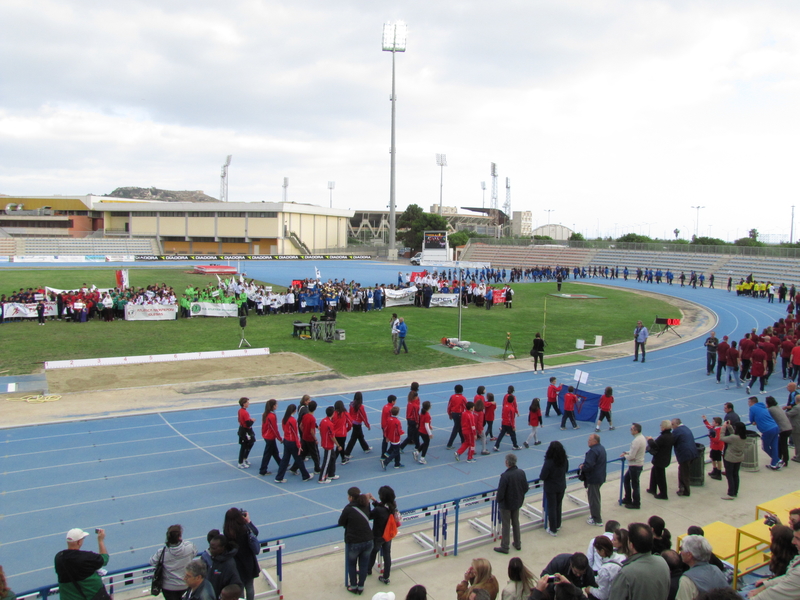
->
left=134, top=254, right=374, bottom=261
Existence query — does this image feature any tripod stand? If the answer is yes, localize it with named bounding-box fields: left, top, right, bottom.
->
left=239, top=315, right=251, bottom=348
left=503, top=332, right=516, bottom=359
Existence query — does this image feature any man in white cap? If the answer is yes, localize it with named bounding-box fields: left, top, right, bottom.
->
left=54, top=528, right=109, bottom=600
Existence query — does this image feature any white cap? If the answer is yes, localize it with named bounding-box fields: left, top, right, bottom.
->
left=66, top=528, right=90, bottom=542
left=371, top=594, right=395, bottom=600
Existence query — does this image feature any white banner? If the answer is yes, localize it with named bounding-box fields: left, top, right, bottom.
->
left=430, top=293, right=459, bottom=307
left=1, top=302, right=57, bottom=318
left=124, top=304, right=178, bottom=321
left=45, top=347, right=270, bottom=370
left=46, top=286, right=113, bottom=294
left=190, top=302, right=238, bottom=317
left=384, top=287, right=417, bottom=307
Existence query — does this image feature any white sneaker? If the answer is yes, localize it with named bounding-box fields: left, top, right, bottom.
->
left=238, top=463, right=247, bottom=469
left=412, top=451, right=419, bottom=462
left=546, top=529, right=557, bottom=537
left=418, top=457, right=427, bottom=464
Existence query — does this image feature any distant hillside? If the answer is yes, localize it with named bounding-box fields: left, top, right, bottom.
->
left=105, top=187, right=218, bottom=202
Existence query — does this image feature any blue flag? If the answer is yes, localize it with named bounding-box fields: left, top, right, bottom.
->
left=557, top=388, right=602, bottom=422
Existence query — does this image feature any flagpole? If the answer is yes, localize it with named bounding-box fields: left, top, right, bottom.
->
left=542, top=297, right=548, bottom=339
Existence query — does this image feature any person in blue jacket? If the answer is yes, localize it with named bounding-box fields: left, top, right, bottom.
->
left=748, top=396, right=782, bottom=469
left=395, top=318, right=408, bottom=354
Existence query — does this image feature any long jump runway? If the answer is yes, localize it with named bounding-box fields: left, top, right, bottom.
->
left=0, top=262, right=791, bottom=592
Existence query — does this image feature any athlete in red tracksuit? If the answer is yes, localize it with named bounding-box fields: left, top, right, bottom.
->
left=494, top=394, right=520, bottom=451
left=595, top=387, right=615, bottom=431
left=380, top=395, right=398, bottom=458
left=546, top=378, right=563, bottom=417
left=275, top=405, right=311, bottom=482
left=400, top=391, right=421, bottom=452
left=318, top=406, right=340, bottom=483
left=702, top=415, right=725, bottom=480
left=258, top=399, right=282, bottom=476
left=446, top=384, right=467, bottom=448
left=455, top=402, right=477, bottom=461
left=332, top=400, right=353, bottom=465
left=295, top=402, right=320, bottom=474
left=381, top=406, right=405, bottom=469
left=560, top=387, right=579, bottom=429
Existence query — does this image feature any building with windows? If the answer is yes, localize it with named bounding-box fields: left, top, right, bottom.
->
left=1, top=195, right=353, bottom=254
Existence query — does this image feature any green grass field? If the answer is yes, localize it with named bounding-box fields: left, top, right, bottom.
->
left=0, top=268, right=680, bottom=376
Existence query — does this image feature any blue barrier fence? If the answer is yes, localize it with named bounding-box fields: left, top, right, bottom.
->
left=20, top=458, right=632, bottom=600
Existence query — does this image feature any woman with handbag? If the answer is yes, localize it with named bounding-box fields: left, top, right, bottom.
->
left=148, top=525, right=196, bottom=600
left=222, top=508, right=260, bottom=600
left=367, top=486, right=398, bottom=585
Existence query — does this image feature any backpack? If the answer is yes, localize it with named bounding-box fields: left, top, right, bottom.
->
left=383, top=510, right=402, bottom=542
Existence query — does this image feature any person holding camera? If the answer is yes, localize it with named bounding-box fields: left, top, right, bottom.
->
left=54, top=528, right=110, bottom=600
left=222, top=508, right=260, bottom=600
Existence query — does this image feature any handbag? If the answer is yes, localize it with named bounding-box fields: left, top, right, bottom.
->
left=150, top=546, right=166, bottom=596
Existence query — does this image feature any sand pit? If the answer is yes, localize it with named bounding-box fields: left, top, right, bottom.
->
left=46, top=352, right=332, bottom=394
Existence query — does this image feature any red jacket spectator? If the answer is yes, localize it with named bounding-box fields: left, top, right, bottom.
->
left=447, top=393, right=466, bottom=417
left=349, top=402, right=370, bottom=428
left=528, top=406, right=542, bottom=427
left=406, top=398, right=420, bottom=424
left=717, top=339, right=730, bottom=364
left=547, top=384, right=563, bottom=403
left=474, top=408, right=485, bottom=433
left=319, top=416, right=335, bottom=450
left=283, top=416, right=300, bottom=446
left=262, top=412, right=282, bottom=441
left=501, top=400, right=517, bottom=428
left=564, top=392, right=577, bottom=412
left=381, top=401, right=395, bottom=431
left=703, top=419, right=724, bottom=452
left=385, top=415, right=404, bottom=444
left=300, top=412, right=317, bottom=443
left=332, top=411, right=352, bottom=437
left=419, top=411, right=433, bottom=436
left=461, top=410, right=476, bottom=443
left=484, top=398, right=497, bottom=422
left=598, top=394, right=614, bottom=413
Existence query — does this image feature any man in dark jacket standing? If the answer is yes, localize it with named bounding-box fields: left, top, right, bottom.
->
left=580, top=434, right=607, bottom=526
left=206, top=534, right=242, bottom=598
left=54, top=528, right=110, bottom=600
left=646, top=420, right=674, bottom=500
left=338, top=487, right=374, bottom=594
left=671, top=418, right=699, bottom=497
left=494, top=453, right=529, bottom=554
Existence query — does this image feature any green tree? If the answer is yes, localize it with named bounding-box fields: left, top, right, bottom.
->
left=617, top=233, right=653, bottom=243
left=734, top=237, right=764, bottom=247
left=749, top=228, right=759, bottom=240
left=448, top=230, right=470, bottom=248
left=396, top=204, right=449, bottom=251
left=569, top=232, right=585, bottom=241
left=691, top=236, right=728, bottom=246
left=533, top=235, right=554, bottom=241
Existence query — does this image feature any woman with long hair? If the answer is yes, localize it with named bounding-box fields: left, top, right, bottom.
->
left=236, top=397, right=256, bottom=469
left=501, top=557, right=536, bottom=600
left=368, top=485, right=398, bottom=585
left=223, top=508, right=260, bottom=600
left=456, top=558, right=500, bottom=600
left=344, top=392, right=372, bottom=458
left=612, top=529, right=630, bottom=557
left=333, top=400, right=353, bottom=465
left=585, top=536, right=624, bottom=600
left=274, top=404, right=311, bottom=482
left=148, top=525, right=197, bottom=600
left=540, top=440, right=568, bottom=536
left=0, top=566, right=15, bottom=600
left=258, top=399, right=282, bottom=476
left=719, top=420, right=747, bottom=500
left=769, top=525, right=798, bottom=577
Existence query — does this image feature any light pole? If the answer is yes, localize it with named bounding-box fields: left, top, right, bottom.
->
left=791, top=205, right=795, bottom=244
left=480, top=181, right=486, bottom=208
left=691, top=205, right=705, bottom=238
left=328, top=181, right=335, bottom=208
left=436, top=154, right=447, bottom=215
left=282, top=177, right=289, bottom=203
left=383, top=22, right=407, bottom=257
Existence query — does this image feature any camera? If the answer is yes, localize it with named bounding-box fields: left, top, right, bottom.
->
left=547, top=576, right=557, bottom=583
left=764, top=514, right=778, bottom=527
left=239, top=507, right=248, bottom=516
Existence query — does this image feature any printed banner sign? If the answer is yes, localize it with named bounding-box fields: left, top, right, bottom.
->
left=190, top=302, right=238, bottom=317
left=430, top=293, right=459, bottom=308
left=1, top=302, right=57, bottom=318
left=135, top=254, right=374, bottom=261
left=384, top=287, right=417, bottom=307
left=124, top=305, right=178, bottom=321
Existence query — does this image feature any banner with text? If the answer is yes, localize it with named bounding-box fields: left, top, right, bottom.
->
left=430, top=293, right=459, bottom=308
left=124, top=304, right=178, bottom=321
left=190, top=302, right=238, bottom=317
left=1, top=302, right=57, bottom=318
left=384, top=287, right=417, bottom=307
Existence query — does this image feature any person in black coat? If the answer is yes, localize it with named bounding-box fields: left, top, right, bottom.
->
left=580, top=433, right=607, bottom=526
left=646, top=420, right=674, bottom=500
left=206, top=534, right=242, bottom=599
left=671, top=418, right=698, bottom=497
left=493, top=453, right=530, bottom=554
left=222, top=509, right=259, bottom=600
left=539, top=441, right=568, bottom=536
left=338, top=487, right=374, bottom=594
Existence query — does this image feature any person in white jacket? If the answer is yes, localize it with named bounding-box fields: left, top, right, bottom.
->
left=584, top=536, right=624, bottom=600
left=149, top=525, right=197, bottom=600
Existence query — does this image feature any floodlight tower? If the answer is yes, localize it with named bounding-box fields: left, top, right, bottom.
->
left=436, top=153, right=447, bottom=215
left=504, top=177, right=511, bottom=216
left=328, top=181, right=335, bottom=208
left=220, top=155, right=232, bottom=202
left=490, top=163, right=498, bottom=210
left=282, top=177, right=289, bottom=203
left=480, top=181, right=486, bottom=208
left=382, top=21, right=408, bottom=256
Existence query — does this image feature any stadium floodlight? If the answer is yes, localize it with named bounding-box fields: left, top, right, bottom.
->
left=481, top=181, right=486, bottom=208
left=328, top=181, right=335, bottom=208
left=436, top=154, right=447, bottom=215
left=383, top=21, right=408, bottom=255
left=691, top=205, right=705, bottom=238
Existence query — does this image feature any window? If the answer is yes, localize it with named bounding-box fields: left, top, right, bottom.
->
left=189, top=212, right=215, bottom=217
left=249, top=212, right=277, bottom=218
left=218, top=212, right=245, bottom=218
left=219, top=237, right=246, bottom=243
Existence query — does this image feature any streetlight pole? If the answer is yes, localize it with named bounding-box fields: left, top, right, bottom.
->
left=480, top=181, right=486, bottom=208
left=791, top=205, right=795, bottom=244
left=690, top=205, right=705, bottom=238
left=436, top=154, right=447, bottom=215
left=328, top=181, right=335, bottom=208
left=383, top=22, right=407, bottom=258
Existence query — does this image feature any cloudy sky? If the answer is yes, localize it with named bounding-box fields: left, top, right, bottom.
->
left=1, top=0, right=799, bottom=242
